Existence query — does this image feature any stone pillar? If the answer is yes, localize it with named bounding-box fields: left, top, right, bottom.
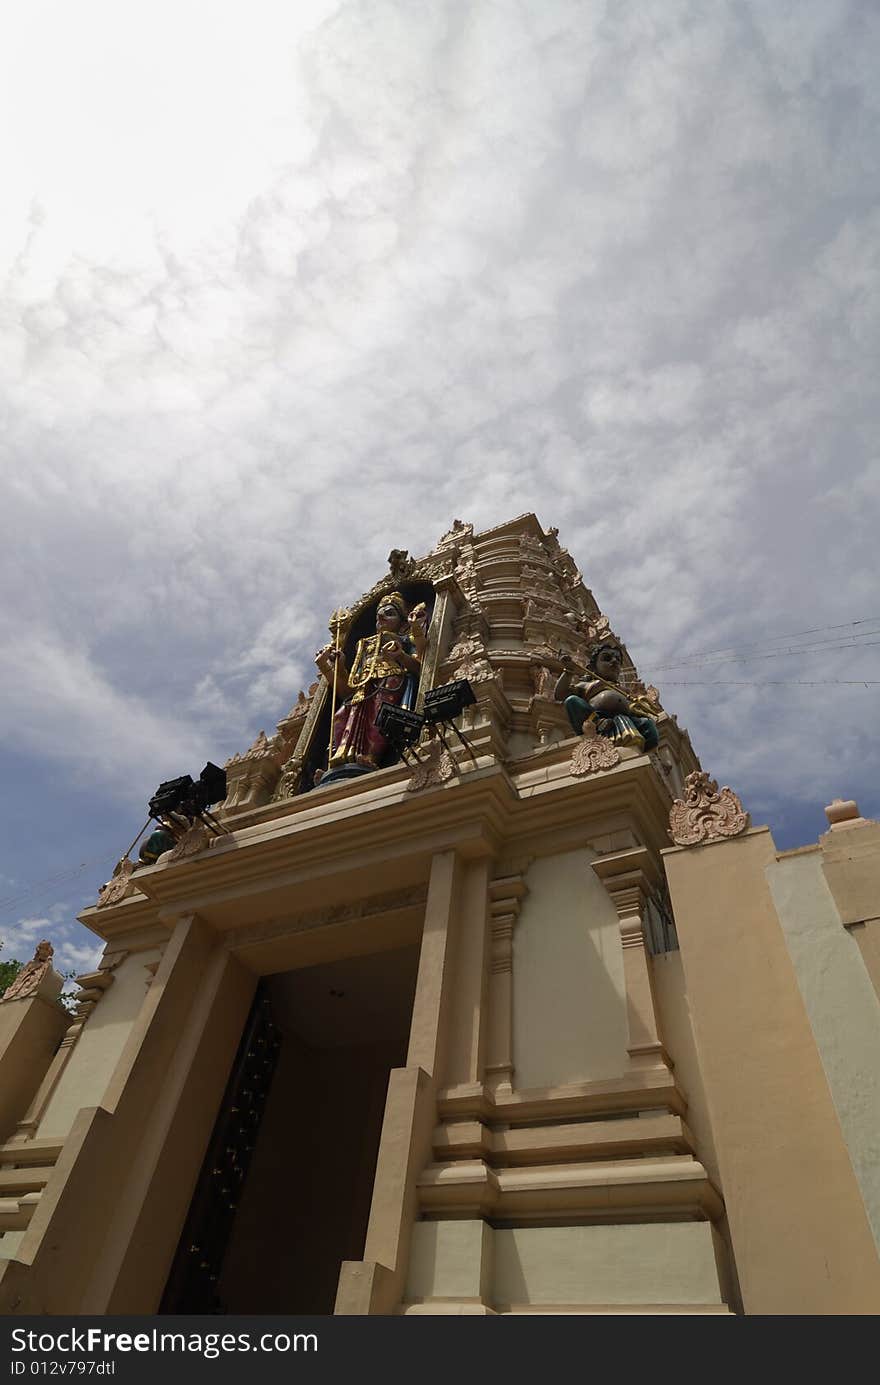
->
left=591, top=847, right=667, bottom=1068
left=340, top=850, right=463, bottom=1315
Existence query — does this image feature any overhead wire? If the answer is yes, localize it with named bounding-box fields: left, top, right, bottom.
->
left=645, top=634, right=880, bottom=673
left=646, top=615, right=880, bottom=667
left=660, top=679, right=879, bottom=687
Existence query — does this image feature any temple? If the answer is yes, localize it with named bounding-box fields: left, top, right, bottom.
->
left=1, top=513, right=879, bottom=1315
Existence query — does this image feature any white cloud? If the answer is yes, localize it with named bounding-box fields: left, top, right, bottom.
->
left=0, top=911, right=102, bottom=979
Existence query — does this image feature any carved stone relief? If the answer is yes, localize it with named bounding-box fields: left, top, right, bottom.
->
left=569, top=725, right=622, bottom=776
left=435, top=519, right=473, bottom=549
left=406, top=743, right=456, bottom=792
left=1, top=940, right=60, bottom=1001
left=97, top=856, right=139, bottom=909
left=668, top=771, right=750, bottom=846
left=167, top=821, right=212, bottom=861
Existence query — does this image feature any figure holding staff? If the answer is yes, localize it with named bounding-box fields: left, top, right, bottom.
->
left=315, top=592, right=428, bottom=776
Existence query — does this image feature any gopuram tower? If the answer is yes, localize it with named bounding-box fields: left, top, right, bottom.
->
left=2, top=514, right=879, bottom=1315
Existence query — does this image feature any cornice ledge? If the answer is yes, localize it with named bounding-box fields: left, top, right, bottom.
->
left=77, top=892, right=166, bottom=942
left=128, top=781, right=513, bottom=915
left=437, top=1068, right=687, bottom=1123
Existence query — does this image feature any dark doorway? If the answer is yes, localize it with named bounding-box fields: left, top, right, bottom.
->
left=165, top=942, right=419, bottom=1315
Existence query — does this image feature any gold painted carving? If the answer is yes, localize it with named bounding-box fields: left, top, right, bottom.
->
left=669, top=771, right=750, bottom=846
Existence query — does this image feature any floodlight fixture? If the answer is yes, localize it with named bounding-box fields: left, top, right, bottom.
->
left=423, top=679, right=476, bottom=725
left=421, top=679, right=479, bottom=768
left=147, top=762, right=229, bottom=835
left=375, top=703, right=425, bottom=761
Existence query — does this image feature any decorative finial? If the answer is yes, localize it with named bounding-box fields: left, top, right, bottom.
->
left=669, top=771, right=750, bottom=846
left=824, top=798, right=864, bottom=829
left=1, top=939, right=60, bottom=1001
left=388, top=549, right=414, bottom=581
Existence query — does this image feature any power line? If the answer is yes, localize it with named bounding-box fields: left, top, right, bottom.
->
left=662, top=679, right=879, bottom=687
left=646, top=635, right=880, bottom=673
left=657, top=615, right=880, bottom=666
left=0, top=857, right=107, bottom=920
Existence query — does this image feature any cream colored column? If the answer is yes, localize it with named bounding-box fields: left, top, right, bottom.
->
left=407, top=850, right=462, bottom=1076
left=444, top=859, right=492, bottom=1088
left=0, top=995, right=69, bottom=1144
left=485, top=865, right=529, bottom=1095
left=10, top=968, right=117, bottom=1143
left=340, top=850, right=463, bottom=1315
left=591, top=847, right=668, bottom=1069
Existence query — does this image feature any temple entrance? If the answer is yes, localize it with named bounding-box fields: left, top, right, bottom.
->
left=162, top=942, right=420, bottom=1315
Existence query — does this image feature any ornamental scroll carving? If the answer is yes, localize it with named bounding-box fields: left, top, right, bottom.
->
left=97, top=856, right=138, bottom=908
left=167, top=821, right=212, bottom=861
left=668, top=771, right=750, bottom=846
left=1, top=939, right=59, bottom=1001
left=569, top=723, right=622, bottom=776
left=406, top=744, right=456, bottom=792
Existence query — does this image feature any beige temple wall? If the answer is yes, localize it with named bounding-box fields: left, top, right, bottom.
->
left=0, top=918, right=253, bottom=1313
left=35, top=949, right=163, bottom=1142
left=512, top=849, right=627, bottom=1089
left=404, top=1220, right=728, bottom=1313
left=766, top=846, right=880, bottom=1253
left=651, top=951, right=720, bottom=1186
left=0, top=996, right=69, bottom=1144
left=664, top=826, right=880, bottom=1315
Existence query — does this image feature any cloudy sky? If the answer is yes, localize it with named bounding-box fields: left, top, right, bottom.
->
left=2, top=0, right=878, bottom=977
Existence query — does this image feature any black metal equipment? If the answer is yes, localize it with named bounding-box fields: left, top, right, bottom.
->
left=375, top=703, right=425, bottom=762
left=148, top=761, right=229, bottom=836
left=422, top=679, right=479, bottom=768
left=423, top=679, right=477, bottom=724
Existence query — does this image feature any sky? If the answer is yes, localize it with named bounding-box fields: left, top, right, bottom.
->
left=1, top=0, right=879, bottom=978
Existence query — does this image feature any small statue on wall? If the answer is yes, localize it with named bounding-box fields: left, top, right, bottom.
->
left=314, top=591, right=429, bottom=781
left=554, top=640, right=659, bottom=753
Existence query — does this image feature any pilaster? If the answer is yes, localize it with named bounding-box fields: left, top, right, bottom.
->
left=486, top=863, right=530, bottom=1096
left=591, top=847, right=669, bottom=1069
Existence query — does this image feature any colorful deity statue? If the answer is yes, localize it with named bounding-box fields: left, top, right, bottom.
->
left=554, top=640, right=659, bottom=753
left=314, top=592, right=429, bottom=779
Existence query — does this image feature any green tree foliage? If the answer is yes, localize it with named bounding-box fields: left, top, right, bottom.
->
left=0, top=942, right=23, bottom=998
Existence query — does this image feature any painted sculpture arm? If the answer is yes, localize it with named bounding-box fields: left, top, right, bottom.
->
left=379, top=634, right=422, bottom=675
left=315, top=644, right=352, bottom=699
